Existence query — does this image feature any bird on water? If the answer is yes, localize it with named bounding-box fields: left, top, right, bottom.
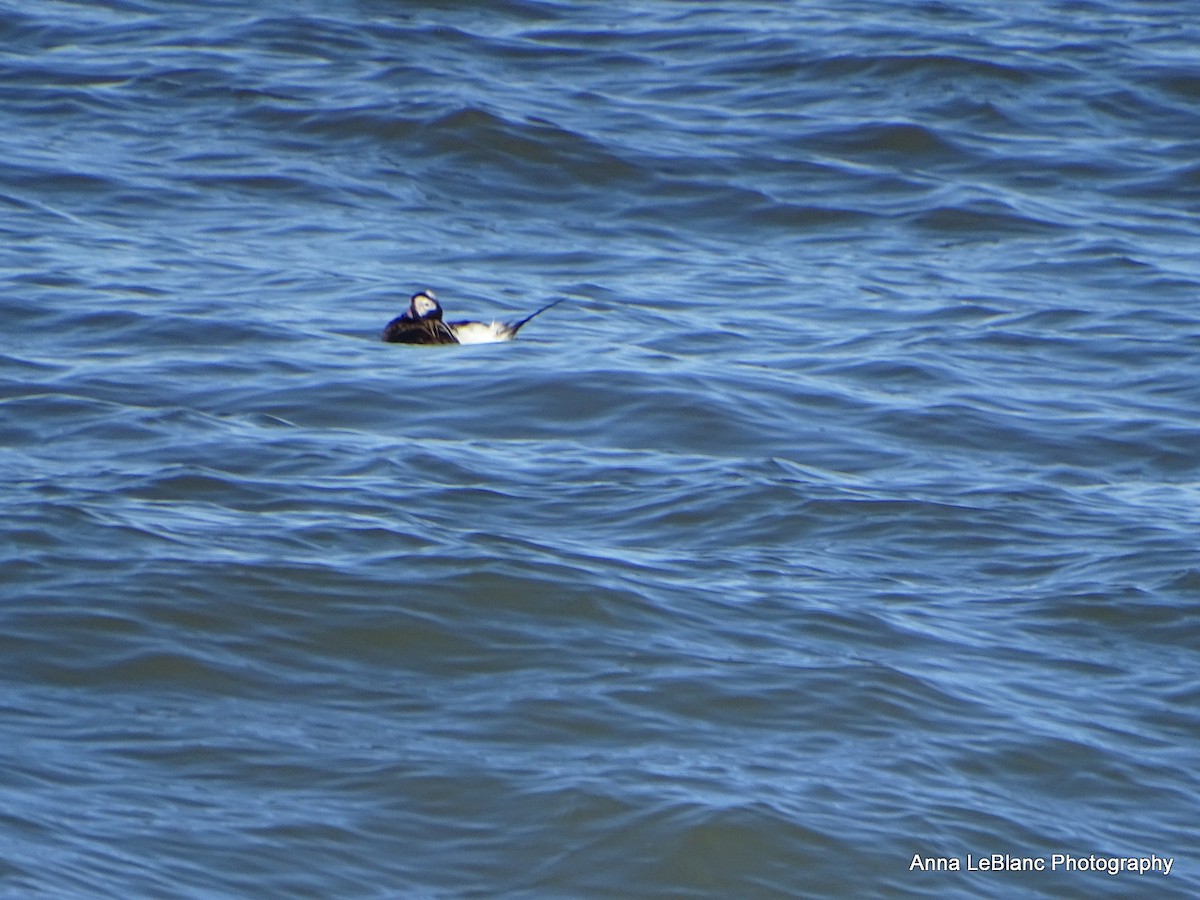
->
left=382, top=289, right=563, bottom=345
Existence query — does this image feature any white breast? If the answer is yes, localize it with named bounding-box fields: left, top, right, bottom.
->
left=449, top=321, right=514, bottom=344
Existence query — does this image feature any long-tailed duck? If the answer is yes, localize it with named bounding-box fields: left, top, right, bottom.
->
left=382, top=290, right=563, bottom=345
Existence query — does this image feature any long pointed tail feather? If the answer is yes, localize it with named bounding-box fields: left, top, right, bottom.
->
left=508, top=297, right=566, bottom=334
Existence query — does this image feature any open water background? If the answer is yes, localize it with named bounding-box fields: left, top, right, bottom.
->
left=2, top=1, right=1199, bottom=897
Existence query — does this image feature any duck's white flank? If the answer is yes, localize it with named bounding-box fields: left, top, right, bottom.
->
left=449, top=321, right=515, bottom=344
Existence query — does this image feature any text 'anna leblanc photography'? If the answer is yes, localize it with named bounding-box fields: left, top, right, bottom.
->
left=909, top=852, right=1175, bottom=877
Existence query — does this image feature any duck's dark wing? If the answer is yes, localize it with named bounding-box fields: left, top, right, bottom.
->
left=382, top=315, right=460, bottom=344
left=431, top=320, right=460, bottom=344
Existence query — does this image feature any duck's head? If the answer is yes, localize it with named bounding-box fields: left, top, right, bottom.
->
left=407, top=289, right=442, bottom=320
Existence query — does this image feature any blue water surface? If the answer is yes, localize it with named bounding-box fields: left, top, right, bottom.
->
left=1, top=1, right=1198, bottom=897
